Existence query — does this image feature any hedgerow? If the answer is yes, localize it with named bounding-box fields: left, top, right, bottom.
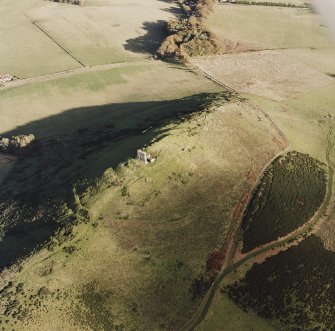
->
left=235, top=0, right=307, bottom=7
left=157, top=0, right=222, bottom=60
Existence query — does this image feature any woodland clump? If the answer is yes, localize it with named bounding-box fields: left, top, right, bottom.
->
left=157, top=0, right=222, bottom=61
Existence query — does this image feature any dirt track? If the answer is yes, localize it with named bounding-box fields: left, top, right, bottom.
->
left=0, top=60, right=160, bottom=90
left=180, top=129, right=335, bottom=331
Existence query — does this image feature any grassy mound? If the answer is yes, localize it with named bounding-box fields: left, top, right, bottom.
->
left=0, top=96, right=283, bottom=330
left=226, top=235, right=335, bottom=330
left=241, top=151, right=326, bottom=252
left=0, top=91, right=229, bottom=271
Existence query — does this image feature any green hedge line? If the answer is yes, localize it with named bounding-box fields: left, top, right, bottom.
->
left=234, top=0, right=308, bottom=8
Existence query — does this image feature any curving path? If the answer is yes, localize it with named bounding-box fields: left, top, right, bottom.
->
left=180, top=132, right=335, bottom=331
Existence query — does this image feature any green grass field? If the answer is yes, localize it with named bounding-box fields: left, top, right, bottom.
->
left=209, top=5, right=333, bottom=49
left=0, top=95, right=284, bottom=330
left=0, top=62, right=221, bottom=137
left=186, top=2, right=335, bottom=329
left=278, top=48, right=335, bottom=74
left=193, top=83, right=335, bottom=331
left=0, top=0, right=178, bottom=78
left=0, top=0, right=80, bottom=78
left=246, top=82, right=335, bottom=163
left=0, top=9, right=287, bottom=325
left=31, top=0, right=177, bottom=66
left=2, top=0, right=335, bottom=330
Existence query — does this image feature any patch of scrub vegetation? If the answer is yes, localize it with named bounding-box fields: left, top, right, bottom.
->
left=76, top=282, right=116, bottom=331
left=158, top=0, right=223, bottom=60
left=226, top=235, right=335, bottom=330
left=241, top=151, right=327, bottom=252
left=195, top=292, right=277, bottom=331
left=0, top=280, right=54, bottom=326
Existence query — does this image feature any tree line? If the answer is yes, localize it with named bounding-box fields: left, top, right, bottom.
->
left=157, top=0, right=222, bottom=61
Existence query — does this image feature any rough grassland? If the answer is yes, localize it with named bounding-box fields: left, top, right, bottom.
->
left=209, top=5, right=333, bottom=50
left=0, top=99, right=284, bottom=330
left=278, top=48, right=335, bottom=75
left=187, top=3, right=335, bottom=329
left=0, top=62, right=223, bottom=270
left=192, top=51, right=334, bottom=100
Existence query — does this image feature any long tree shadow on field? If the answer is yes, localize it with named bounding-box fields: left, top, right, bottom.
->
left=124, top=0, right=182, bottom=56
left=0, top=92, right=231, bottom=271
left=124, top=21, right=168, bottom=55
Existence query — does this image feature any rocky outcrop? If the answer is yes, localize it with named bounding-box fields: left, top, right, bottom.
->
left=0, top=74, right=14, bottom=84
left=0, top=134, right=36, bottom=154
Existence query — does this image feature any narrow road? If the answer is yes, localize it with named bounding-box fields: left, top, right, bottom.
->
left=180, top=131, right=334, bottom=331
left=223, top=144, right=290, bottom=267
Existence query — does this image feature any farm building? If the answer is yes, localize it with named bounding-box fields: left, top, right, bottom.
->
left=137, top=149, right=155, bottom=164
